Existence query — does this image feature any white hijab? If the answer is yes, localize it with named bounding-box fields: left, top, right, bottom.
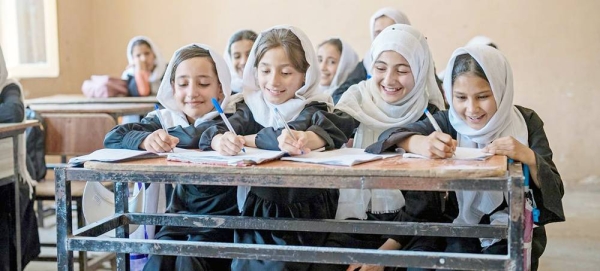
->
left=0, top=46, right=35, bottom=195
left=223, top=30, right=257, bottom=93
left=335, top=24, right=443, bottom=220
left=437, top=36, right=496, bottom=80
left=242, top=25, right=333, bottom=128
left=337, top=24, right=445, bottom=149
left=443, top=45, right=528, bottom=246
left=154, top=43, right=233, bottom=128
left=363, top=7, right=411, bottom=73
left=121, top=36, right=167, bottom=94
left=319, top=38, right=360, bottom=96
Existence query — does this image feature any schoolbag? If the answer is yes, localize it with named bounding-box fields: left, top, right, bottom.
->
left=25, top=107, right=47, bottom=181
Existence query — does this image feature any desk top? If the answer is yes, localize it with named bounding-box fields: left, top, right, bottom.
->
left=84, top=155, right=507, bottom=179
left=26, top=94, right=157, bottom=105
left=0, top=120, right=39, bottom=135
left=29, top=103, right=154, bottom=115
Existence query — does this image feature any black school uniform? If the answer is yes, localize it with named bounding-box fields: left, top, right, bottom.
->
left=366, top=106, right=565, bottom=271
left=200, top=101, right=347, bottom=271
left=311, top=103, right=453, bottom=271
left=104, top=113, right=239, bottom=271
left=331, top=61, right=367, bottom=104
left=0, top=84, right=41, bottom=271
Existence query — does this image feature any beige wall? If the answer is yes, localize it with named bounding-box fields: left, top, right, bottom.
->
left=20, top=0, right=600, bottom=182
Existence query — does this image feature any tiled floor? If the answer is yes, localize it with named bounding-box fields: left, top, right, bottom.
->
left=24, top=182, right=600, bottom=271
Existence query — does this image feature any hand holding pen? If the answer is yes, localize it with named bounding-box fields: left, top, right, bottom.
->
left=140, top=104, right=179, bottom=153
left=210, top=98, right=246, bottom=156
left=274, top=108, right=309, bottom=155
left=422, top=108, right=457, bottom=158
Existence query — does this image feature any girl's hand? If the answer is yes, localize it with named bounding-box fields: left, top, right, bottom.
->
left=277, top=129, right=310, bottom=156
left=211, top=132, right=245, bottom=156
left=407, top=132, right=456, bottom=159
left=483, top=136, right=536, bottom=165
left=346, top=264, right=384, bottom=271
left=141, top=130, right=179, bottom=153
left=134, top=58, right=148, bottom=72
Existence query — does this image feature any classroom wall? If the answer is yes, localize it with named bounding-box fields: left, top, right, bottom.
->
left=20, top=0, right=600, bottom=183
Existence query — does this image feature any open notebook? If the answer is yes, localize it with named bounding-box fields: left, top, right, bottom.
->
left=281, top=148, right=400, bottom=166
left=403, top=147, right=493, bottom=160
left=69, top=148, right=196, bottom=166
left=167, top=147, right=285, bottom=166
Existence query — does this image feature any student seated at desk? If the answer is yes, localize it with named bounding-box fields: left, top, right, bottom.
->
left=0, top=46, right=40, bottom=271
left=318, top=24, right=449, bottom=271
left=122, top=36, right=167, bottom=97
left=316, top=37, right=359, bottom=97
left=200, top=25, right=347, bottom=271
left=331, top=8, right=406, bottom=103
left=105, top=44, right=239, bottom=271
left=224, top=29, right=258, bottom=93
left=366, top=45, right=565, bottom=271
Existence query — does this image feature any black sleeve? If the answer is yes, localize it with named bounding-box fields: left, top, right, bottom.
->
left=331, top=61, right=367, bottom=104
left=104, top=114, right=217, bottom=150
left=254, top=102, right=348, bottom=150
left=517, top=106, right=565, bottom=225
left=328, top=109, right=361, bottom=139
left=365, top=104, right=449, bottom=154
left=126, top=75, right=140, bottom=97
left=199, top=102, right=263, bottom=150
left=0, top=84, right=25, bottom=123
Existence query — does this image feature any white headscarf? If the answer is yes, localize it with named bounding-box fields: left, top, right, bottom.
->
left=319, top=38, right=360, bottom=96
left=335, top=24, right=443, bottom=220
left=121, top=36, right=167, bottom=94
left=242, top=25, right=333, bottom=128
left=337, top=24, right=445, bottom=149
left=0, top=46, right=36, bottom=195
left=224, top=30, right=257, bottom=93
left=154, top=43, right=233, bottom=128
left=363, top=7, right=411, bottom=73
left=443, top=45, right=528, bottom=247
left=437, top=36, right=497, bottom=80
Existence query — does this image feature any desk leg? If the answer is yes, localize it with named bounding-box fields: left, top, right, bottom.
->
left=56, top=167, right=74, bottom=271
left=114, top=181, right=130, bottom=271
left=508, top=162, right=525, bottom=271
left=11, top=136, right=22, bottom=271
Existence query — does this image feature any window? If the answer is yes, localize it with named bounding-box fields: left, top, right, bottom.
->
left=0, top=0, right=59, bottom=78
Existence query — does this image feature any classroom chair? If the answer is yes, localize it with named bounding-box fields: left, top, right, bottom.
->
left=34, top=113, right=118, bottom=271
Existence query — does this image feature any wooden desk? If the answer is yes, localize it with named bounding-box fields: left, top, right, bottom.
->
left=55, top=156, right=525, bottom=271
left=0, top=120, right=39, bottom=271
left=28, top=103, right=154, bottom=120
left=26, top=94, right=157, bottom=105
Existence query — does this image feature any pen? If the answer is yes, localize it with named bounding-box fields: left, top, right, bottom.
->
left=274, top=107, right=303, bottom=155
left=424, top=108, right=455, bottom=157
left=211, top=98, right=246, bottom=153
left=154, top=104, right=174, bottom=153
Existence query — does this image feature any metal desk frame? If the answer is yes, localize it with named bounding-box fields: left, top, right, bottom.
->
left=55, top=160, right=524, bottom=271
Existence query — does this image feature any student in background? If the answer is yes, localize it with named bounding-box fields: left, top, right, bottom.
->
left=368, top=45, right=565, bottom=271
left=317, top=38, right=359, bottom=96
left=200, top=25, right=347, bottom=271
left=331, top=7, right=411, bottom=104
left=122, top=36, right=167, bottom=97
left=0, top=46, right=40, bottom=271
left=224, top=29, right=258, bottom=93
left=319, top=24, right=448, bottom=271
left=105, top=43, right=239, bottom=271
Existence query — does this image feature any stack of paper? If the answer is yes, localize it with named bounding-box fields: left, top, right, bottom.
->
left=403, top=147, right=493, bottom=160
left=281, top=148, right=400, bottom=166
left=167, top=147, right=285, bottom=166
left=69, top=148, right=196, bottom=166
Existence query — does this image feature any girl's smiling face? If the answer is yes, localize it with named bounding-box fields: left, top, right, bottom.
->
left=452, top=73, right=497, bottom=130
left=257, top=46, right=305, bottom=105
left=230, top=39, right=254, bottom=77
left=317, top=43, right=341, bottom=87
left=372, top=51, right=415, bottom=104
left=172, top=57, right=223, bottom=123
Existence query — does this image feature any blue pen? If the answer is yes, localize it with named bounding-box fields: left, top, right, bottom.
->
left=211, top=98, right=246, bottom=153
left=154, top=104, right=174, bottom=153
